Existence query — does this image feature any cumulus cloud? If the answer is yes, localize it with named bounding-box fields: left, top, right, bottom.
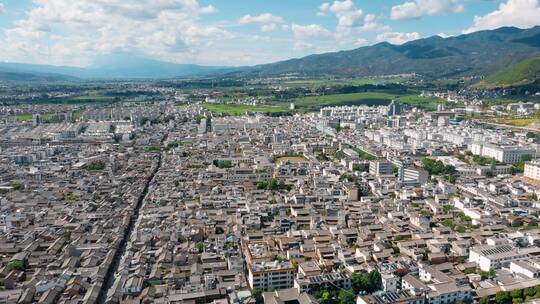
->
left=238, top=13, right=283, bottom=25
left=360, top=14, right=391, bottom=32
left=464, top=0, right=540, bottom=33
left=319, top=0, right=363, bottom=27
left=260, top=24, right=275, bottom=32
left=0, top=0, right=231, bottom=66
left=391, top=0, right=464, bottom=20
left=239, top=13, right=284, bottom=33
left=316, top=1, right=390, bottom=46
left=376, top=31, right=421, bottom=44
left=291, top=24, right=333, bottom=40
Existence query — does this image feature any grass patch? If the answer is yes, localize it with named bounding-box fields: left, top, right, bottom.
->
left=69, top=95, right=116, bottom=102
left=280, top=77, right=408, bottom=88
left=73, top=111, right=84, bottom=121
left=351, top=147, right=378, bottom=160
left=10, top=114, right=33, bottom=122
left=483, top=115, right=540, bottom=127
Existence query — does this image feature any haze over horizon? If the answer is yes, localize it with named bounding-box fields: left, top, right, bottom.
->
left=0, top=0, right=539, bottom=68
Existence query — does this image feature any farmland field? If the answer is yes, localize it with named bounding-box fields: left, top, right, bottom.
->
left=280, top=77, right=408, bottom=88
left=484, top=115, right=540, bottom=127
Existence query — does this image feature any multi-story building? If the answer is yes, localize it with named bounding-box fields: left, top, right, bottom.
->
left=470, top=142, right=534, bottom=164
left=248, top=261, right=295, bottom=291
left=401, top=167, right=429, bottom=186
left=525, top=160, right=540, bottom=181
left=294, top=272, right=351, bottom=293
left=369, top=161, right=393, bottom=176
left=468, top=244, right=528, bottom=271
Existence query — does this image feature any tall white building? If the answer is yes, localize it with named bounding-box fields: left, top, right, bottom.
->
left=470, top=142, right=534, bottom=164
left=248, top=261, right=295, bottom=291
left=525, top=160, right=540, bottom=181
left=369, top=161, right=393, bottom=176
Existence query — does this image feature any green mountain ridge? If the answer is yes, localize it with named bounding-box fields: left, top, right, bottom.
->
left=245, top=26, right=540, bottom=78
left=476, top=57, right=540, bottom=88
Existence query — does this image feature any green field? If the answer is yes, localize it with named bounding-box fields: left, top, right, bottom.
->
left=280, top=77, right=408, bottom=88
left=483, top=115, right=540, bottom=127
left=73, top=111, right=84, bottom=121
left=67, top=95, right=116, bottom=103
left=201, top=92, right=445, bottom=115
left=9, top=114, right=33, bottom=122
left=200, top=103, right=290, bottom=115
left=292, top=92, right=445, bottom=111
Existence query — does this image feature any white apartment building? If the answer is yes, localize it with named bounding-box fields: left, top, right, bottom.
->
left=402, top=167, right=429, bottom=186
left=509, top=260, right=540, bottom=278
left=470, top=142, right=534, bottom=164
left=525, top=160, right=540, bottom=181
left=468, top=244, right=527, bottom=271
left=369, top=161, right=393, bottom=176
left=248, top=261, right=295, bottom=291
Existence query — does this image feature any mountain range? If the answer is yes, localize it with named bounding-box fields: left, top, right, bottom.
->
left=1, top=26, right=540, bottom=81
left=0, top=55, right=238, bottom=81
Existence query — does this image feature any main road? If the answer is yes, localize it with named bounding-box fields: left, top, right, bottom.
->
left=96, top=134, right=167, bottom=304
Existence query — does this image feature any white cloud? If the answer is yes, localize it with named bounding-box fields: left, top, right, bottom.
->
left=391, top=0, right=464, bottom=20
left=294, top=41, right=315, bottom=52
left=376, top=31, right=421, bottom=44
left=0, top=3, right=5, bottom=15
left=291, top=24, right=333, bottom=40
left=239, top=13, right=284, bottom=33
left=360, top=14, right=391, bottom=32
left=0, top=0, right=232, bottom=66
left=317, top=2, right=330, bottom=16
left=319, top=0, right=363, bottom=27
left=199, top=5, right=217, bottom=14
left=238, top=13, right=283, bottom=25
left=261, top=23, right=277, bottom=33
left=320, top=3, right=331, bottom=12
left=316, top=0, right=391, bottom=46
left=464, top=0, right=540, bottom=33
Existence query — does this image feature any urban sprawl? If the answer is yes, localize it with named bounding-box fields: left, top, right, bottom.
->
left=2, top=96, right=540, bottom=304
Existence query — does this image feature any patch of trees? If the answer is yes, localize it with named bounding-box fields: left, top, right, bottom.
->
left=87, top=160, right=106, bottom=171
left=257, top=178, right=292, bottom=191
left=217, top=160, right=233, bottom=169
left=421, top=158, right=456, bottom=176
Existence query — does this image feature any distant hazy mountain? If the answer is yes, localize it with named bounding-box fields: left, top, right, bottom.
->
left=0, top=54, right=238, bottom=80
left=0, top=62, right=83, bottom=81
left=84, top=54, right=239, bottom=78
left=244, top=26, right=540, bottom=78
left=1, top=26, right=540, bottom=81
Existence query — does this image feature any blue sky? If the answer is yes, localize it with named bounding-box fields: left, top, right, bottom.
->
left=0, top=0, right=538, bottom=67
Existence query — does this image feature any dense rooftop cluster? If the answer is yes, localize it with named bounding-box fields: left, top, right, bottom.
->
left=0, top=101, right=539, bottom=304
